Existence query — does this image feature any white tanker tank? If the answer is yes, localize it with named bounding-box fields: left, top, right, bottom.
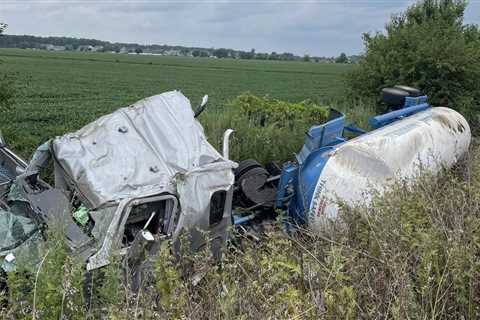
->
left=306, top=106, right=470, bottom=232
left=233, top=86, right=472, bottom=233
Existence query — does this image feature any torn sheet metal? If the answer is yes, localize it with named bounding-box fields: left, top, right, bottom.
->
left=0, top=208, right=39, bottom=256
left=2, top=91, right=237, bottom=272
left=48, top=91, right=236, bottom=269
left=174, top=162, right=235, bottom=258
left=51, top=91, right=232, bottom=209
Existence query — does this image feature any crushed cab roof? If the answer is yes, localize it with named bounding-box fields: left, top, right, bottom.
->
left=52, top=91, right=227, bottom=208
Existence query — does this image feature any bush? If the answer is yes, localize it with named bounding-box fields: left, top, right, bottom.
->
left=202, top=93, right=329, bottom=164
left=0, top=23, right=14, bottom=112
left=347, top=0, right=480, bottom=125
left=228, top=93, right=329, bottom=127
left=5, top=231, right=87, bottom=319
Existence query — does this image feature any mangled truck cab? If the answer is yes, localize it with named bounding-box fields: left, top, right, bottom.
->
left=0, top=91, right=237, bottom=272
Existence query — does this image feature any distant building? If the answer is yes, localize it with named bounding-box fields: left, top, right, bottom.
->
left=77, top=45, right=94, bottom=52
left=163, top=49, right=181, bottom=56
left=91, top=45, right=103, bottom=52
left=76, top=45, right=103, bottom=52
left=139, top=52, right=163, bottom=56
left=45, top=44, right=65, bottom=51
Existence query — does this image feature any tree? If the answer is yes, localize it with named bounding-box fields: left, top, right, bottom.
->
left=347, top=0, right=480, bottom=121
left=280, top=52, right=295, bottom=61
left=303, top=54, right=310, bottom=62
left=213, top=48, right=229, bottom=58
left=199, top=51, right=210, bottom=57
left=255, top=53, right=268, bottom=60
left=135, top=47, right=143, bottom=54
left=0, top=23, right=14, bottom=111
left=335, top=52, right=348, bottom=63
left=239, top=49, right=255, bottom=59
left=269, top=52, right=279, bottom=60
left=0, top=23, right=6, bottom=35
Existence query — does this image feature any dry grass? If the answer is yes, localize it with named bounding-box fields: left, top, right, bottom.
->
left=3, top=141, right=479, bottom=319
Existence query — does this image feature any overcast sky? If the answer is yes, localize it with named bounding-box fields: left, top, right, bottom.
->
left=1, top=0, right=479, bottom=56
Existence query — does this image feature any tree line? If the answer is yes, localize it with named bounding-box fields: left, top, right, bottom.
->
left=0, top=33, right=354, bottom=63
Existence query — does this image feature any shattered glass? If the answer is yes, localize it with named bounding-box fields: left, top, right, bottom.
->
left=0, top=208, right=39, bottom=255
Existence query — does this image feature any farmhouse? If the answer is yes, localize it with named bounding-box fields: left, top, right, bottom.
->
left=45, top=44, right=65, bottom=51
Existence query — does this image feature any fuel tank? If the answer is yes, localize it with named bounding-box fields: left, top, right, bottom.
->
left=304, top=107, right=471, bottom=232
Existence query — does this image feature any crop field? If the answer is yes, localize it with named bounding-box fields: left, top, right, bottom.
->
left=0, top=48, right=352, bottom=160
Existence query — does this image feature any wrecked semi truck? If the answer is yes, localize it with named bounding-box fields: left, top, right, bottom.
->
left=0, top=91, right=237, bottom=274
left=0, top=86, right=472, bottom=277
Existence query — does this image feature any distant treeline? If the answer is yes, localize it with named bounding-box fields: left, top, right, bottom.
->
left=0, top=34, right=360, bottom=63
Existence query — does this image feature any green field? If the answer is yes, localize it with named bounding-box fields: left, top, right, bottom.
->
left=0, top=48, right=352, bottom=159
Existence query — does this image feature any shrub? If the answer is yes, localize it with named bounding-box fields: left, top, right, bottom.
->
left=0, top=23, right=14, bottom=112
left=228, top=92, right=329, bottom=126
left=347, top=0, right=480, bottom=125
left=202, top=93, right=329, bottom=164
left=4, top=231, right=86, bottom=319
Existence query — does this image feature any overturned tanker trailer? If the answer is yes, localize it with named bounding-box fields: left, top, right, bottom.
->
left=0, top=91, right=237, bottom=275
left=233, top=86, right=472, bottom=232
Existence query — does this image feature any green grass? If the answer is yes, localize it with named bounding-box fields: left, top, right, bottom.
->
left=0, top=48, right=352, bottom=159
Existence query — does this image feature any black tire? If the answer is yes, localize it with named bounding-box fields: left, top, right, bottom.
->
left=234, top=160, right=277, bottom=209
left=235, top=159, right=263, bottom=181
left=382, top=88, right=409, bottom=108
left=394, top=85, right=422, bottom=97
left=0, top=270, right=8, bottom=309
left=237, top=166, right=269, bottom=186
left=240, top=174, right=276, bottom=208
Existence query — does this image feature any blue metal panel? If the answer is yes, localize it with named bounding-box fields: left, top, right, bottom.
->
left=275, top=163, right=298, bottom=208
left=369, top=103, right=430, bottom=128
left=297, top=110, right=346, bottom=163
left=232, top=213, right=256, bottom=225
left=344, top=123, right=367, bottom=135
left=404, top=95, right=428, bottom=107
left=289, top=146, right=334, bottom=224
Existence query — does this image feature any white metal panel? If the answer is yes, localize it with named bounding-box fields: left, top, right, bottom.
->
left=51, top=91, right=235, bottom=208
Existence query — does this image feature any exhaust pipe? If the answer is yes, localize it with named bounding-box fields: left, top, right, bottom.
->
left=223, top=129, right=234, bottom=160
